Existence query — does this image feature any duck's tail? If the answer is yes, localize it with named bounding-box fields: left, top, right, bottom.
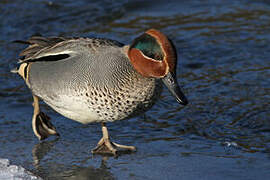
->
left=10, top=68, right=18, bottom=74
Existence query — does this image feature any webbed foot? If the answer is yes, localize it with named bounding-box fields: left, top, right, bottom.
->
left=32, top=95, right=59, bottom=140
left=91, top=123, right=136, bottom=156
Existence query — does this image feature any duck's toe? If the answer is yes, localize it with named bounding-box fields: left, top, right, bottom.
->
left=91, top=137, right=136, bottom=156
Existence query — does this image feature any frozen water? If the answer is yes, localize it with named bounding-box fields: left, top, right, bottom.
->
left=0, top=159, right=41, bottom=180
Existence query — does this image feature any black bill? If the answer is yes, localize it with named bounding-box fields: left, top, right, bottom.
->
left=162, top=72, right=188, bottom=105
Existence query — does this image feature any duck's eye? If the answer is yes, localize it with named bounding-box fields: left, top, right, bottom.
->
left=131, top=34, right=164, bottom=61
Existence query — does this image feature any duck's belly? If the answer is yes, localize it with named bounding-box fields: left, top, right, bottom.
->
left=39, top=81, right=162, bottom=124
left=43, top=95, right=101, bottom=124
left=42, top=94, right=151, bottom=124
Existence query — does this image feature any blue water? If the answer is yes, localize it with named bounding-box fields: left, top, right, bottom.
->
left=1, top=0, right=270, bottom=179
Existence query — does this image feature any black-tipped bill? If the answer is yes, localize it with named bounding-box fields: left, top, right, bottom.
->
left=162, top=72, right=188, bottom=105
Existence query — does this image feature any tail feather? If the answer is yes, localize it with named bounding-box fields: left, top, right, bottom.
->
left=10, top=68, right=18, bottom=74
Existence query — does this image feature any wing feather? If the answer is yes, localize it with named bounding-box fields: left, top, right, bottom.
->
left=16, top=36, right=68, bottom=61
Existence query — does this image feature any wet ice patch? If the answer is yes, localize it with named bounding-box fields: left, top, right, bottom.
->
left=0, top=158, right=41, bottom=180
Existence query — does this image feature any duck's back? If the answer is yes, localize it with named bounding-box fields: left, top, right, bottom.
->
left=28, top=38, right=132, bottom=96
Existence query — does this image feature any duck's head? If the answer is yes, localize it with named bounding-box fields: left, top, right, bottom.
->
left=128, top=29, right=188, bottom=105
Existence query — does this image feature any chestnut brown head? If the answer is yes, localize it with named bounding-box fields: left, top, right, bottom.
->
left=128, top=29, right=188, bottom=105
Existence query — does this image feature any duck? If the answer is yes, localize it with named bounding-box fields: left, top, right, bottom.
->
left=13, top=29, right=188, bottom=156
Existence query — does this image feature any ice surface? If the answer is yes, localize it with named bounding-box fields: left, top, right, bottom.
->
left=0, top=158, right=41, bottom=180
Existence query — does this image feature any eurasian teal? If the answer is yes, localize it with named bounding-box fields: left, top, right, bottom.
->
left=14, top=29, right=188, bottom=156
